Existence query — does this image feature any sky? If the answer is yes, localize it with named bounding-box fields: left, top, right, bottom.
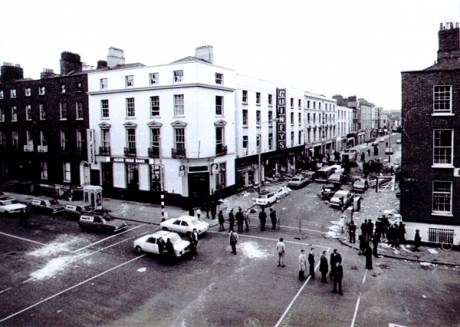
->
left=0, top=0, right=458, bottom=110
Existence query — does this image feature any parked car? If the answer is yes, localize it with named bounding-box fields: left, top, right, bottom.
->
left=79, top=214, right=127, bottom=234
left=379, top=137, right=385, bottom=143
left=287, top=174, right=309, bottom=189
left=352, top=178, right=369, bottom=193
left=328, top=172, right=347, bottom=185
left=320, top=183, right=340, bottom=200
left=274, top=186, right=291, bottom=200
left=30, top=198, right=65, bottom=215
left=0, top=198, right=28, bottom=215
left=329, top=190, right=353, bottom=209
left=254, top=191, right=277, bottom=206
left=160, top=215, right=209, bottom=236
left=302, top=171, right=316, bottom=182
left=133, top=230, right=190, bottom=257
left=63, top=204, right=93, bottom=220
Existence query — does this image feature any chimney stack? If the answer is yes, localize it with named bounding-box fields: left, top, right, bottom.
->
left=195, top=45, right=214, bottom=64
left=438, top=22, right=460, bottom=62
left=107, top=47, right=125, bottom=68
left=0, top=63, right=24, bottom=82
left=40, top=68, right=56, bottom=79
left=97, top=60, right=108, bottom=69
left=60, top=51, right=82, bottom=75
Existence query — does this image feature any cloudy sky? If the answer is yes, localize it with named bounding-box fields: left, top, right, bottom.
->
left=1, top=0, right=458, bottom=110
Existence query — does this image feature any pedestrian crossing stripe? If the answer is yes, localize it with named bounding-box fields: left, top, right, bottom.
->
left=389, top=323, right=407, bottom=327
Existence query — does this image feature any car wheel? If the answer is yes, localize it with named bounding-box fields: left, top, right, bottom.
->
left=162, top=227, right=169, bottom=231
left=135, top=246, right=143, bottom=254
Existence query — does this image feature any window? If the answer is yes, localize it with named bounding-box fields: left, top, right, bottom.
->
left=126, top=98, right=135, bottom=117
left=101, top=99, right=109, bottom=118
left=268, top=110, right=273, bottom=123
left=242, top=90, right=248, bottom=103
left=25, top=88, right=31, bottom=97
left=0, top=108, right=4, bottom=122
left=150, top=96, right=160, bottom=117
left=39, top=104, right=46, bottom=120
left=256, top=134, right=261, bottom=149
left=127, top=128, right=136, bottom=150
left=256, top=92, right=261, bottom=105
left=433, top=129, right=453, bottom=165
left=173, top=70, right=183, bottom=83
left=307, top=100, right=310, bottom=109
left=60, top=130, right=68, bottom=150
left=290, top=112, right=294, bottom=125
left=313, top=102, right=316, bottom=109
left=268, top=133, right=273, bottom=149
left=291, top=131, right=294, bottom=146
left=151, top=127, right=160, bottom=151
left=11, top=106, right=17, bottom=121
left=290, top=98, right=294, bottom=108
left=40, top=131, right=47, bottom=146
left=215, top=96, right=223, bottom=115
left=319, top=102, right=322, bottom=110
left=256, top=110, right=261, bottom=126
left=76, top=102, right=84, bottom=120
left=59, top=102, right=68, bottom=120
left=11, top=131, right=19, bottom=148
left=76, top=81, right=83, bottom=91
left=100, top=78, right=108, bottom=89
left=298, top=131, right=302, bottom=144
left=26, top=130, right=34, bottom=146
left=38, top=86, right=45, bottom=95
left=60, top=84, right=66, bottom=94
left=10, top=89, right=16, bottom=98
left=298, top=99, right=301, bottom=109
left=63, top=162, right=71, bottom=182
left=298, top=112, right=302, bottom=125
left=125, top=75, right=134, bottom=87
left=174, top=128, right=185, bottom=151
left=174, top=94, right=184, bottom=116
left=149, top=72, right=159, bottom=85
left=216, top=126, right=224, bottom=153
left=101, top=129, right=110, bottom=149
left=40, top=162, right=48, bottom=180
left=243, top=135, right=248, bottom=148
left=433, top=85, right=452, bottom=113
left=126, top=163, right=139, bottom=188
left=215, top=73, right=223, bottom=85
left=242, top=109, right=248, bottom=126
left=432, top=181, right=452, bottom=215
left=215, top=163, right=226, bottom=190
left=268, top=94, right=273, bottom=106
left=0, top=90, right=3, bottom=99
left=25, top=105, right=32, bottom=121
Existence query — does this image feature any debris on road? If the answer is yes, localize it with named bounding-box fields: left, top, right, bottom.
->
left=427, top=248, right=438, bottom=254
left=137, top=267, right=147, bottom=273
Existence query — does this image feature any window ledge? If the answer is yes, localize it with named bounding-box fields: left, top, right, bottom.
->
left=242, top=125, right=248, bottom=128
left=101, top=117, right=110, bottom=120
left=431, top=212, right=453, bottom=217
left=432, top=113, right=454, bottom=117
left=431, top=164, right=454, bottom=169
left=174, top=115, right=185, bottom=119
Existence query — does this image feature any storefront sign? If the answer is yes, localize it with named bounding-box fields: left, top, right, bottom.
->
left=112, top=157, right=149, bottom=164
left=276, top=88, right=286, bottom=150
left=87, top=129, right=96, bottom=164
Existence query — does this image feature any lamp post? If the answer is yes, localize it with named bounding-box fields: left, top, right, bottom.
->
left=257, top=118, right=278, bottom=194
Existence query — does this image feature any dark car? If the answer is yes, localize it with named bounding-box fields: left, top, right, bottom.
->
left=320, top=183, right=340, bottom=200
left=63, top=204, right=93, bottom=220
left=79, top=214, right=127, bottom=234
left=30, top=198, right=65, bottom=215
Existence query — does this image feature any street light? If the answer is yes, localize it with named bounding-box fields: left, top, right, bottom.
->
left=257, top=118, right=278, bottom=194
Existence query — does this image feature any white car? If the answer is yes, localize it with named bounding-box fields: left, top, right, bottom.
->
left=254, top=191, right=277, bottom=206
left=0, top=198, right=28, bottom=215
left=329, top=190, right=353, bottom=209
left=274, top=186, right=291, bottom=200
left=133, top=231, right=190, bottom=257
left=160, top=215, right=209, bottom=236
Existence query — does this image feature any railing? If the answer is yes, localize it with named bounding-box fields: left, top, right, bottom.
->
left=428, top=228, right=454, bottom=244
left=99, top=146, right=111, bottom=156
left=37, top=145, right=48, bottom=153
left=216, top=144, right=227, bottom=157
left=171, top=147, right=186, bottom=158
left=148, top=147, right=160, bottom=158
left=23, top=144, right=34, bottom=152
left=124, top=147, right=137, bottom=157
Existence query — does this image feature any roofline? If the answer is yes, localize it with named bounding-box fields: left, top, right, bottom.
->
left=401, top=68, right=460, bottom=74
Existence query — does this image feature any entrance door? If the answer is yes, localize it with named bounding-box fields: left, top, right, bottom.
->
left=188, top=172, right=209, bottom=206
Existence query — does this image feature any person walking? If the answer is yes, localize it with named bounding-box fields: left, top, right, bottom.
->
left=276, top=238, right=286, bottom=267
left=236, top=207, right=244, bottom=233
left=189, top=228, right=199, bottom=258
left=348, top=220, right=356, bottom=243
left=365, top=245, right=373, bottom=270
left=229, top=230, right=239, bottom=255
left=210, top=202, right=217, bottom=220
left=372, top=231, right=380, bottom=257
left=319, top=251, right=329, bottom=283
left=244, top=209, right=250, bottom=232
left=368, top=219, right=374, bottom=240
left=228, top=209, right=235, bottom=232
left=398, top=221, right=406, bottom=245
left=308, top=248, right=315, bottom=279
left=259, top=208, right=267, bottom=231
left=414, top=229, right=422, bottom=251
left=218, top=210, right=225, bottom=231
left=331, top=262, right=343, bottom=295
left=270, top=208, right=277, bottom=230
left=298, top=249, right=307, bottom=281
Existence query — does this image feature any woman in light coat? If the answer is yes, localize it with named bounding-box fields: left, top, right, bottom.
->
left=298, top=249, right=307, bottom=281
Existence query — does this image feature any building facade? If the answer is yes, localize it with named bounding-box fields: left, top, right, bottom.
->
left=401, top=22, right=460, bottom=245
left=335, top=105, right=353, bottom=151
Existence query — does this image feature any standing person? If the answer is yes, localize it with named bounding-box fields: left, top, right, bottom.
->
left=276, top=238, right=286, bottom=267
left=308, top=248, right=315, bottom=279
left=392, top=224, right=400, bottom=248
left=270, top=208, right=277, bottom=230
left=165, top=238, right=176, bottom=264
left=372, top=232, right=380, bottom=257
left=218, top=210, right=225, bottom=231
left=189, top=228, right=199, bottom=258
left=236, top=207, right=244, bottom=233
left=210, top=202, right=217, bottom=220
left=329, top=249, right=342, bottom=279
left=331, top=262, right=343, bottom=295
left=360, top=220, right=367, bottom=242
left=319, top=251, right=329, bottom=283
left=368, top=219, right=374, bottom=240
left=298, top=249, right=307, bottom=281
left=196, top=207, right=202, bottom=220
left=365, top=245, right=373, bottom=270
left=244, top=209, right=250, bottom=232
left=414, top=229, right=422, bottom=251
left=188, top=207, right=195, bottom=217
left=228, top=209, right=235, bottom=232
left=259, top=208, right=267, bottom=231
left=398, top=221, right=406, bottom=245
left=348, top=220, right=356, bottom=243
left=229, top=230, right=239, bottom=255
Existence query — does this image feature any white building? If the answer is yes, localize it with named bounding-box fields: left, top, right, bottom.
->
left=336, top=105, right=353, bottom=151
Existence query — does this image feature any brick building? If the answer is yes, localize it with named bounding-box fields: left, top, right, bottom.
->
left=401, top=22, right=460, bottom=246
left=0, top=52, right=89, bottom=194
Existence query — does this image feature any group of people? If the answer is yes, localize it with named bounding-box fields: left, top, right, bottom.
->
left=156, top=237, right=177, bottom=263
left=217, top=207, right=278, bottom=233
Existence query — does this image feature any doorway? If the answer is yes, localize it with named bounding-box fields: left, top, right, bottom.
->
left=188, top=172, right=209, bottom=206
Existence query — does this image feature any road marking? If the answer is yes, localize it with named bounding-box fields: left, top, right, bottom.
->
left=362, top=269, right=368, bottom=284
left=71, top=223, right=146, bottom=253
left=350, top=294, right=361, bottom=327
left=279, top=224, right=324, bottom=234
left=0, top=287, right=11, bottom=295
left=0, top=254, right=146, bottom=323
left=0, top=231, right=48, bottom=247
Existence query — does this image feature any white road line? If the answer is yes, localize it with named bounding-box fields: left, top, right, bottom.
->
left=350, top=295, right=361, bottom=327
left=0, top=287, right=11, bottom=295
left=0, top=254, right=146, bottom=324
left=362, top=269, right=368, bottom=284
left=0, top=231, right=48, bottom=247
left=278, top=225, right=324, bottom=234
left=71, top=224, right=146, bottom=253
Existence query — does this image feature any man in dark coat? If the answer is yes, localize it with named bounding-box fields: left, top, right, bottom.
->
left=259, top=208, right=267, bottom=231
left=360, top=220, right=367, bottom=241
left=398, top=221, right=406, bottom=244
left=365, top=245, right=373, bottom=270
left=331, top=262, right=343, bottom=295
left=188, top=228, right=199, bottom=258
left=358, top=233, right=366, bottom=255
left=235, top=207, right=245, bottom=233
left=165, top=238, right=176, bottom=263
left=414, top=229, right=422, bottom=251
left=372, top=232, right=380, bottom=257
left=228, top=209, right=235, bottom=232
left=329, top=249, right=342, bottom=279
left=210, top=202, right=217, bottom=220
left=368, top=220, right=374, bottom=239
left=270, top=208, right=277, bottom=230
left=218, top=210, right=225, bottom=231
left=348, top=220, right=356, bottom=243
left=308, top=248, right=315, bottom=279
left=319, top=251, right=328, bottom=283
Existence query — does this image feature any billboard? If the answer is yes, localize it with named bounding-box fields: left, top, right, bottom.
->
left=276, top=88, right=286, bottom=150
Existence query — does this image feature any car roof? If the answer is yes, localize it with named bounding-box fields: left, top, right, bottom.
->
left=335, top=190, right=349, bottom=195
left=151, top=230, right=179, bottom=238
left=176, top=215, right=197, bottom=221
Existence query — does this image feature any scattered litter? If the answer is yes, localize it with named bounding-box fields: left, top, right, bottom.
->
left=325, top=231, right=341, bottom=239
left=427, top=248, right=438, bottom=254
left=137, top=267, right=147, bottom=273
left=57, top=310, right=62, bottom=313
left=376, top=263, right=390, bottom=269
left=28, top=235, right=81, bottom=257
left=420, top=262, right=432, bottom=266
left=240, top=241, right=269, bottom=259
left=422, top=294, right=427, bottom=299
left=401, top=246, right=413, bottom=253
left=282, top=207, right=287, bottom=210
left=393, top=249, right=400, bottom=255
